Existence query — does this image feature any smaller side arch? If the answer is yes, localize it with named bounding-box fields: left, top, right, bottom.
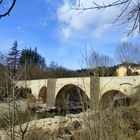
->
left=15, top=87, right=32, bottom=99
left=100, top=90, right=126, bottom=110
left=38, top=86, right=47, bottom=103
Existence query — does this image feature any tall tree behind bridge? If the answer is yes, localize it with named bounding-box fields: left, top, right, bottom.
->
left=19, top=47, right=46, bottom=69
left=7, top=40, right=20, bottom=77
left=17, top=47, right=46, bottom=80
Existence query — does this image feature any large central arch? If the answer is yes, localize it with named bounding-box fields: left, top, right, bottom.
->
left=55, top=84, right=90, bottom=112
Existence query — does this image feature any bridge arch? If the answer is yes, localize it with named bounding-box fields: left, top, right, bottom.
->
left=55, top=84, right=90, bottom=112
left=100, top=90, right=126, bottom=110
left=15, top=87, right=32, bottom=98
left=38, top=86, right=47, bottom=103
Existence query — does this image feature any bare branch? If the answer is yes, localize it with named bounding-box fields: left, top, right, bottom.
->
left=74, top=0, right=140, bottom=35
left=0, top=0, right=3, bottom=4
left=73, top=0, right=130, bottom=11
left=0, top=0, right=16, bottom=18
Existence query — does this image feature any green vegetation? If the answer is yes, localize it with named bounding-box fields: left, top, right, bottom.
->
left=1, top=40, right=140, bottom=82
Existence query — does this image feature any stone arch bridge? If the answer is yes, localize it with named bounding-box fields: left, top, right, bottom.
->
left=16, top=76, right=140, bottom=110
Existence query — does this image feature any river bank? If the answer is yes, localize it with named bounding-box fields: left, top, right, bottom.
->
left=1, top=106, right=140, bottom=140
left=0, top=100, right=27, bottom=115
left=0, top=110, right=89, bottom=140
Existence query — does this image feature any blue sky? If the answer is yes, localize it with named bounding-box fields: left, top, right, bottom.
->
left=0, top=0, right=140, bottom=70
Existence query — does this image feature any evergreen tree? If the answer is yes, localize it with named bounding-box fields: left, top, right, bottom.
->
left=7, top=40, right=20, bottom=76
left=19, top=47, right=46, bottom=69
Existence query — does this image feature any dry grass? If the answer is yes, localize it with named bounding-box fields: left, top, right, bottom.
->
left=24, top=105, right=140, bottom=140
left=77, top=89, right=140, bottom=140
left=23, top=88, right=140, bottom=140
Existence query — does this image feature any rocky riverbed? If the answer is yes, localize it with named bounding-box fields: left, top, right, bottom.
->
left=0, top=110, right=94, bottom=140
left=1, top=107, right=140, bottom=140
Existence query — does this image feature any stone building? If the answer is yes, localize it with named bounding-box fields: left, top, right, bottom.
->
left=116, top=65, right=127, bottom=76
left=116, top=63, right=140, bottom=76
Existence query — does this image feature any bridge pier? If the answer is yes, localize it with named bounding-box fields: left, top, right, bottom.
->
left=46, top=78, right=57, bottom=107
left=90, top=77, right=100, bottom=111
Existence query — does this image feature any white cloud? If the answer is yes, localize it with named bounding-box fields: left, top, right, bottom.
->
left=57, top=0, right=120, bottom=39
left=93, top=24, right=112, bottom=37
left=121, top=35, right=128, bottom=43
left=62, top=28, right=71, bottom=39
left=16, top=26, right=24, bottom=32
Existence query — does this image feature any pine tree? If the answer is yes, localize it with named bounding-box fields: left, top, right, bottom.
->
left=7, top=40, right=20, bottom=76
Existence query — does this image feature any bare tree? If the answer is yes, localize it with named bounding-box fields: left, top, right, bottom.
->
left=74, top=0, right=140, bottom=35
left=89, top=49, right=113, bottom=68
left=89, top=49, right=113, bottom=76
left=0, top=0, right=16, bottom=18
left=0, top=53, right=31, bottom=140
left=115, top=42, right=140, bottom=64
